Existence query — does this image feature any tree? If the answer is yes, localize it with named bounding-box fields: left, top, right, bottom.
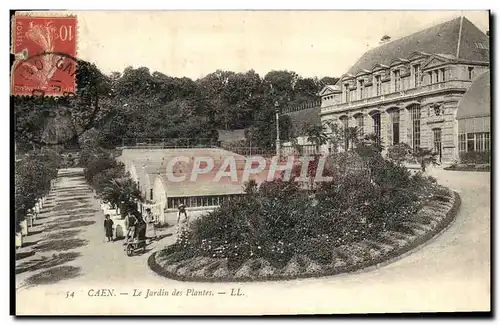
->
left=15, top=150, right=60, bottom=232
left=323, top=121, right=343, bottom=153
left=387, top=143, right=413, bottom=166
left=100, top=177, right=142, bottom=212
left=413, top=148, right=440, bottom=172
left=342, top=126, right=362, bottom=151
left=318, top=76, right=340, bottom=88
left=305, top=123, right=328, bottom=153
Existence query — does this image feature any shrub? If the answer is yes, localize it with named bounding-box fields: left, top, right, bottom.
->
left=386, top=143, right=413, bottom=166
left=162, top=151, right=441, bottom=271
left=15, top=150, right=60, bottom=232
left=84, top=156, right=123, bottom=184
left=413, top=148, right=439, bottom=171
left=459, top=151, right=490, bottom=164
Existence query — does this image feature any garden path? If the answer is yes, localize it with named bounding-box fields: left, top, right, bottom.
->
left=15, top=168, right=490, bottom=314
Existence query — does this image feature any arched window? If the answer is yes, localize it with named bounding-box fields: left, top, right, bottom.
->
left=408, top=104, right=421, bottom=150
left=339, top=115, right=349, bottom=150
left=371, top=111, right=381, bottom=144
left=387, top=108, right=400, bottom=145
left=354, top=114, right=364, bottom=137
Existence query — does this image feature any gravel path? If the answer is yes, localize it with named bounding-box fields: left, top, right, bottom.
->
left=15, top=168, right=490, bottom=314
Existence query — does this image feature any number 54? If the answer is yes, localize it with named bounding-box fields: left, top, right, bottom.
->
left=65, top=291, right=74, bottom=298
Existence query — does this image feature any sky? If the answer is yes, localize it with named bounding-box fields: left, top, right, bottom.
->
left=70, top=10, right=489, bottom=80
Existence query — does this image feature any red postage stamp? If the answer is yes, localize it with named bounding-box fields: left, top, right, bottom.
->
left=11, top=14, right=77, bottom=96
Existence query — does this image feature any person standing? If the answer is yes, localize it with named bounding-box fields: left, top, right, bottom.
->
left=177, top=203, right=189, bottom=233
left=124, top=209, right=137, bottom=244
left=144, top=208, right=157, bottom=241
left=104, top=214, right=114, bottom=242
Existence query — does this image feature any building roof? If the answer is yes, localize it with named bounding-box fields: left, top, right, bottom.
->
left=456, top=70, right=490, bottom=119
left=121, top=147, right=276, bottom=198
left=153, top=159, right=273, bottom=197
left=346, top=17, right=489, bottom=76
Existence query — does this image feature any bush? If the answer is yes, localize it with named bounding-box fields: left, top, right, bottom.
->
left=162, top=151, right=441, bottom=270
left=15, top=150, right=60, bottom=232
left=459, top=151, right=490, bottom=164
left=386, top=143, right=412, bottom=165
left=84, top=157, right=123, bottom=184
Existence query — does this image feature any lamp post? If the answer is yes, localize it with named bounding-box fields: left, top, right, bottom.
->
left=274, top=100, right=280, bottom=158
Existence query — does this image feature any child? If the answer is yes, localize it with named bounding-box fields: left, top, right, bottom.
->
left=124, top=210, right=138, bottom=244
left=177, top=203, right=189, bottom=233
left=104, top=214, right=114, bottom=242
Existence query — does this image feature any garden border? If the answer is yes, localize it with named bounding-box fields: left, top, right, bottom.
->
left=148, top=190, right=461, bottom=283
left=444, top=167, right=490, bottom=172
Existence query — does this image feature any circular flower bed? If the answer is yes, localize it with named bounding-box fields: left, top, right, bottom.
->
left=149, top=151, right=461, bottom=282
left=149, top=186, right=460, bottom=282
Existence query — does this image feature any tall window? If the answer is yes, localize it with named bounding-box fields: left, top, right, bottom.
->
left=375, top=75, right=381, bottom=96
left=429, top=72, right=434, bottom=84
left=468, top=67, right=474, bottom=79
left=355, top=114, right=364, bottom=137
left=344, top=83, right=350, bottom=103
left=372, top=112, right=381, bottom=144
left=394, top=70, right=401, bottom=92
left=409, top=104, right=421, bottom=150
left=433, top=128, right=442, bottom=162
left=434, top=70, right=440, bottom=83
left=340, top=116, right=349, bottom=150
left=150, top=189, right=154, bottom=201
left=458, top=134, right=466, bottom=152
left=387, top=109, right=400, bottom=145
left=358, top=80, right=364, bottom=100
left=413, top=64, right=421, bottom=87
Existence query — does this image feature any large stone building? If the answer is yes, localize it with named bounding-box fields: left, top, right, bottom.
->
left=319, top=16, right=490, bottom=163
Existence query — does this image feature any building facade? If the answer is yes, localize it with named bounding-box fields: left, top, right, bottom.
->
left=319, top=17, right=490, bottom=163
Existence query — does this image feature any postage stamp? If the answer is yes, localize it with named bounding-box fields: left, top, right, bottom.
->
left=11, top=14, right=77, bottom=96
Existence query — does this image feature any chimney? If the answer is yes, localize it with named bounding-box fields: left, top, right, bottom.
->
left=379, top=35, right=391, bottom=45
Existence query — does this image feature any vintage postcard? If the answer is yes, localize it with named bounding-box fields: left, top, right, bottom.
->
left=12, top=10, right=491, bottom=316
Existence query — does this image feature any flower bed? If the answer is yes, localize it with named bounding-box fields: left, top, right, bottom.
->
left=149, top=154, right=461, bottom=282
left=149, top=189, right=460, bottom=282
left=444, top=163, right=490, bottom=172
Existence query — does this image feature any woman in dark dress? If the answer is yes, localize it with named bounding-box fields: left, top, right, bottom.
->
left=104, top=214, right=114, bottom=242
left=134, top=215, right=147, bottom=241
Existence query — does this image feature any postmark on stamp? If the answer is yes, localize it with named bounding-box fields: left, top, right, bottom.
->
left=11, top=14, right=77, bottom=96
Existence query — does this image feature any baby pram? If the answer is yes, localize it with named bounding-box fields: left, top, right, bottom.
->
left=124, top=222, right=147, bottom=257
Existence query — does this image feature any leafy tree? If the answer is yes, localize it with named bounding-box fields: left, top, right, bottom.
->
left=387, top=143, right=413, bottom=166
left=413, top=148, right=440, bottom=172
left=100, top=177, right=142, bottom=211
left=305, top=124, right=328, bottom=153
left=15, top=150, right=59, bottom=232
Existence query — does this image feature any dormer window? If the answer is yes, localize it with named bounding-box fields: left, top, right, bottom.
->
left=394, top=70, right=401, bottom=92
left=344, top=83, right=350, bottom=103
left=358, top=80, right=364, bottom=100
left=413, top=64, right=421, bottom=87
left=374, top=75, right=382, bottom=96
